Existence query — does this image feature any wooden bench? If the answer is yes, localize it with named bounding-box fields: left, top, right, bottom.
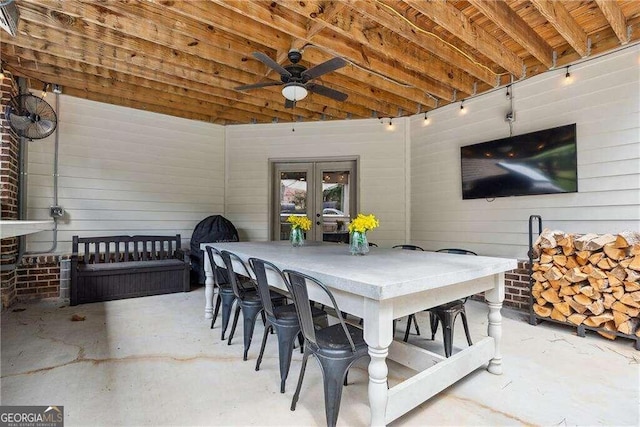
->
left=71, top=234, right=189, bottom=306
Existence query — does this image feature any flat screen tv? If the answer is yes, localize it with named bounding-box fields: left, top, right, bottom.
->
left=461, top=124, right=577, bottom=200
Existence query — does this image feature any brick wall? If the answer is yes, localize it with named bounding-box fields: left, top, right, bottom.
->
left=1, top=72, right=20, bottom=309
left=15, top=255, right=68, bottom=300
left=473, top=259, right=532, bottom=311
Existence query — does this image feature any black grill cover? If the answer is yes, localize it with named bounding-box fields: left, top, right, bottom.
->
left=190, top=215, right=239, bottom=284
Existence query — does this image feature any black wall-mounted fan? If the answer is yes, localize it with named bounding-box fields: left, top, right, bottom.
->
left=5, top=94, right=58, bottom=140
left=236, top=49, right=349, bottom=108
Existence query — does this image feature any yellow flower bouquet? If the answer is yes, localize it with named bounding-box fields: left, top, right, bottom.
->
left=287, top=215, right=311, bottom=247
left=348, top=213, right=379, bottom=255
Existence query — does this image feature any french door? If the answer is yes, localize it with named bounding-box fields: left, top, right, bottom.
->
left=271, top=160, right=357, bottom=243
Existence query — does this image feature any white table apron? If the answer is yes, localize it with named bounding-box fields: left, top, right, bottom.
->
left=201, top=241, right=517, bottom=426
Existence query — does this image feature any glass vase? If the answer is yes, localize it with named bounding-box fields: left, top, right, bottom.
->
left=349, top=231, right=369, bottom=255
left=290, top=227, right=304, bottom=247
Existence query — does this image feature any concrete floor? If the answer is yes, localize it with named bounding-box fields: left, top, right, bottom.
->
left=1, top=287, right=638, bottom=426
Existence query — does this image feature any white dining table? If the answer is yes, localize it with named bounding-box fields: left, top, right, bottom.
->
left=201, top=241, right=517, bottom=426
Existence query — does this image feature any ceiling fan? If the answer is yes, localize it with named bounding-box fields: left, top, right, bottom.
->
left=235, top=49, right=349, bottom=108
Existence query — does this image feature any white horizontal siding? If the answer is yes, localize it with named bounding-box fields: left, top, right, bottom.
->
left=26, top=95, right=225, bottom=254
left=225, top=119, right=408, bottom=246
left=410, top=45, right=640, bottom=259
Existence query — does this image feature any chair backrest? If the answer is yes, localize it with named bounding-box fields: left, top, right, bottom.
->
left=248, top=257, right=289, bottom=319
left=205, top=246, right=226, bottom=287
left=436, top=248, right=477, bottom=256
left=392, top=244, right=424, bottom=251
left=220, top=250, right=255, bottom=299
left=284, top=269, right=356, bottom=352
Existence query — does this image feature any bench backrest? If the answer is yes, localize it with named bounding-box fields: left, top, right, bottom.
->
left=72, top=234, right=182, bottom=264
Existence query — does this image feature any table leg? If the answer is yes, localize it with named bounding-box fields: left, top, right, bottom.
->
left=485, top=272, right=504, bottom=375
left=363, top=299, right=393, bottom=426
left=204, top=248, right=214, bottom=320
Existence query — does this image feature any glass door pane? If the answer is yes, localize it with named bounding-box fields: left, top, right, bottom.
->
left=273, top=163, right=314, bottom=241
left=315, top=161, right=356, bottom=243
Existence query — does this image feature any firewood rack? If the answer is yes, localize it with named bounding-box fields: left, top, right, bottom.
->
left=527, top=215, right=640, bottom=350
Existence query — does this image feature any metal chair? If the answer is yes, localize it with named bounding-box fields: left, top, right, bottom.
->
left=249, top=258, right=327, bottom=393
left=285, top=269, right=369, bottom=427
left=393, top=244, right=425, bottom=341
left=205, top=246, right=238, bottom=340
left=429, top=249, right=476, bottom=357
left=220, top=250, right=285, bottom=361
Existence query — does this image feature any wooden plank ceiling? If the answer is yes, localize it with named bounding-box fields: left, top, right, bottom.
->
left=2, top=0, right=640, bottom=125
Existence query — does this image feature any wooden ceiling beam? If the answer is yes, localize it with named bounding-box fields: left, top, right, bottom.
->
left=347, top=0, right=496, bottom=86
left=150, top=0, right=436, bottom=109
left=404, top=0, right=525, bottom=78
left=1, top=54, right=297, bottom=123
left=595, top=0, right=630, bottom=45
left=529, top=0, right=590, bottom=58
left=467, top=0, right=554, bottom=69
left=211, top=0, right=451, bottom=101
left=283, top=0, right=473, bottom=97
left=306, top=2, right=345, bottom=39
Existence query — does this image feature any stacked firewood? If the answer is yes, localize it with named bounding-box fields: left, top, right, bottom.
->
left=531, top=230, right=640, bottom=340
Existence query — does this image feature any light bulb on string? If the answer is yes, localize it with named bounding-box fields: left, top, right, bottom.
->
left=423, top=112, right=430, bottom=126
left=459, top=99, right=467, bottom=115
left=41, top=83, right=49, bottom=98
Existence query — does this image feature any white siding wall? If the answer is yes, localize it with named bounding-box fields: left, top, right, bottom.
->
left=410, top=45, right=640, bottom=259
left=26, top=96, right=225, bottom=253
left=225, top=119, right=408, bottom=246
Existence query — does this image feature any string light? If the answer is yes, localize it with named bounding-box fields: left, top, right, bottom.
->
left=459, top=99, right=467, bottom=115
left=563, top=66, right=573, bottom=85
left=423, top=112, right=430, bottom=126
left=0, top=64, right=4, bottom=80
left=41, top=83, right=49, bottom=98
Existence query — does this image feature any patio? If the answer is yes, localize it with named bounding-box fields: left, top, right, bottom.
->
left=1, top=287, right=637, bottom=426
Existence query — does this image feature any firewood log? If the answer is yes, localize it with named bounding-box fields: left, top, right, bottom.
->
left=553, top=302, right=572, bottom=317
left=606, top=273, right=622, bottom=288
left=573, top=293, right=592, bottom=306
left=565, top=267, right=588, bottom=283
left=575, top=233, right=615, bottom=251
left=550, top=308, right=567, bottom=322
left=567, top=297, right=588, bottom=314
left=617, top=318, right=639, bottom=335
left=588, top=252, right=605, bottom=265
left=543, top=247, right=560, bottom=255
left=587, top=276, right=607, bottom=291
left=613, top=310, right=630, bottom=328
left=588, top=267, right=607, bottom=280
left=619, top=258, right=632, bottom=268
left=579, top=285, right=595, bottom=297
left=544, top=266, right=564, bottom=281
left=614, top=231, right=640, bottom=248
left=609, top=265, right=627, bottom=282
left=603, top=293, right=616, bottom=309
left=587, top=299, right=605, bottom=315
left=536, top=297, right=548, bottom=306
left=612, top=301, right=640, bottom=317
left=560, top=285, right=577, bottom=296
left=619, top=294, right=640, bottom=308
left=576, top=250, right=591, bottom=263
left=597, top=321, right=617, bottom=340
left=603, top=243, right=627, bottom=261
left=584, top=312, right=614, bottom=327
left=553, top=254, right=568, bottom=266
left=574, top=233, right=599, bottom=251
left=540, top=254, right=553, bottom=264
left=541, top=289, right=561, bottom=304
left=625, top=281, right=640, bottom=292
left=612, top=286, right=625, bottom=300
left=630, top=291, right=640, bottom=302
left=532, top=271, right=546, bottom=283
left=632, top=244, right=640, bottom=256
left=533, top=304, right=552, bottom=317
left=629, top=255, right=640, bottom=271
left=625, top=269, right=640, bottom=283
left=537, top=263, right=552, bottom=272
left=549, top=279, right=562, bottom=290
left=565, top=256, right=578, bottom=269
left=597, top=257, right=617, bottom=271
left=562, top=244, right=575, bottom=256
left=567, top=313, right=587, bottom=325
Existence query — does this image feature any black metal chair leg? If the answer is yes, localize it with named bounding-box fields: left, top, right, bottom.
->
left=430, top=312, right=439, bottom=340
left=460, top=310, right=473, bottom=346
left=228, top=305, right=241, bottom=345
left=319, top=357, right=352, bottom=427
left=220, top=293, right=236, bottom=340
left=298, top=331, right=304, bottom=353
left=403, top=314, right=414, bottom=342
left=255, top=324, right=271, bottom=371
left=241, top=305, right=263, bottom=361
left=414, top=315, right=421, bottom=336
left=441, top=312, right=455, bottom=358
left=277, top=324, right=300, bottom=393
left=291, top=349, right=310, bottom=411
left=211, top=293, right=222, bottom=329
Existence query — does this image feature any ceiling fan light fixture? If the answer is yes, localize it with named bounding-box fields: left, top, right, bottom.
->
left=281, top=83, right=308, bottom=101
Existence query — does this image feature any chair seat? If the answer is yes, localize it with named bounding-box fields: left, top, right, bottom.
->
left=273, top=303, right=325, bottom=321
left=315, top=324, right=368, bottom=356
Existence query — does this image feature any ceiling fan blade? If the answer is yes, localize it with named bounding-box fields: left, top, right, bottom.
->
left=302, top=57, right=347, bottom=80
left=235, top=81, right=283, bottom=91
left=307, top=84, right=348, bottom=102
left=284, top=99, right=295, bottom=109
left=253, top=52, right=292, bottom=77
left=9, top=115, right=33, bottom=130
